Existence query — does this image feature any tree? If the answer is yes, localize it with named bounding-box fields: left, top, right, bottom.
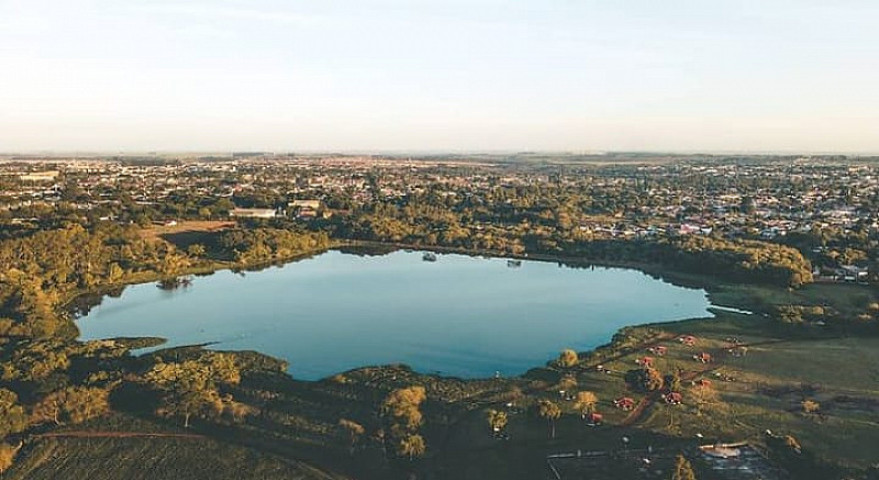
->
left=486, top=409, right=508, bottom=433
left=558, top=375, right=578, bottom=393
left=143, top=354, right=240, bottom=428
left=382, top=386, right=426, bottom=431
left=689, top=385, right=721, bottom=416
left=557, top=349, right=579, bottom=368
left=664, top=372, right=682, bottom=393
left=187, top=244, right=207, bottom=257
left=537, top=399, right=561, bottom=439
left=397, top=434, right=426, bottom=460
left=627, top=367, right=664, bottom=393
left=0, top=442, right=21, bottom=475
left=801, top=399, right=820, bottom=414
left=671, top=454, right=697, bottom=480
left=573, top=391, right=598, bottom=417
left=31, top=386, right=110, bottom=426
left=0, top=389, right=28, bottom=437
left=339, top=418, right=366, bottom=454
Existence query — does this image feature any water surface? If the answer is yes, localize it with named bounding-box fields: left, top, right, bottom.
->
left=76, top=250, right=716, bottom=379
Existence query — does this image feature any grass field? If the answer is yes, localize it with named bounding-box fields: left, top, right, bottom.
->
left=6, top=414, right=343, bottom=480
left=138, top=220, right=236, bottom=249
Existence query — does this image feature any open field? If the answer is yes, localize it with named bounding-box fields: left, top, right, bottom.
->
left=6, top=415, right=343, bottom=480
left=138, top=220, right=236, bottom=249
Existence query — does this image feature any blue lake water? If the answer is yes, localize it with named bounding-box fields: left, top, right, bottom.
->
left=75, top=250, right=716, bottom=380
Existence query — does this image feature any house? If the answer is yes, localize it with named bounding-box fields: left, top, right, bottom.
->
left=679, top=335, right=697, bottom=347
left=636, top=356, right=654, bottom=368
left=230, top=208, right=277, bottom=219
left=663, top=392, right=683, bottom=405
left=614, top=397, right=636, bottom=411
left=696, top=379, right=712, bottom=388
left=288, top=199, right=321, bottom=210
left=648, top=346, right=668, bottom=356
left=19, top=170, right=60, bottom=182
left=694, top=352, right=712, bottom=363
left=585, top=412, right=603, bottom=426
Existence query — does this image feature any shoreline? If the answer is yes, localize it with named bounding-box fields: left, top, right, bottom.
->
left=69, top=240, right=752, bottom=383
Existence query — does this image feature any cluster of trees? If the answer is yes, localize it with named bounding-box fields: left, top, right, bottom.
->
left=213, top=228, right=330, bottom=264
left=321, top=198, right=814, bottom=287
left=626, top=366, right=665, bottom=393
left=0, top=224, right=190, bottom=338
left=0, top=338, right=126, bottom=470
left=142, top=352, right=243, bottom=428
left=381, top=386, right=427, bottom=460
left=665, top=236, right=813, bottom=287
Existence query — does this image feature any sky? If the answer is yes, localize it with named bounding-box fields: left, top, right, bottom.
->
left=1, top=0, right=877, bottom=153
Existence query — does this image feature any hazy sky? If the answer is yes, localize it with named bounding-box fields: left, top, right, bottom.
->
left=1, top=0, right=877, bottom=153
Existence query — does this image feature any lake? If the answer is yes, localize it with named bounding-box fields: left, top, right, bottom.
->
left=75, top=249, right=717, bottom=380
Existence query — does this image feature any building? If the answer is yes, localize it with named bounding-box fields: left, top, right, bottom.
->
left=230, top=208, right=277, bottom=219
left=19, top=170, right=60, bottom=182
left=288, top=199, right=321, bottom=210
left=614, top=397, right=636, bottom=411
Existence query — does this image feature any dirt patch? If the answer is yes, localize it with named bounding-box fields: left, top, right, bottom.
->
left=140, top=221, right=235, bottom=249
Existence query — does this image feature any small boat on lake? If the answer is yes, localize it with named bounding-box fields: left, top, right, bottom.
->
left=507, top=259, right=522, bottom=268
left=422, top=252, right=438, bottom=262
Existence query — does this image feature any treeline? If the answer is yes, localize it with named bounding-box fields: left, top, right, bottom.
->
left=0, top=224, right=330, bottom=339
left=561, top=236, right=813, bottom=287
left=325, top=206, right=812, bottom=287
left=210, top=228, right=330, bottom=264
left=0, top=223, right=191, bottom=338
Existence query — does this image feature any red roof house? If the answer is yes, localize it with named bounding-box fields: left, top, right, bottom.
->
left=614, top=397, right=636, bottom=411
left=693, top=352, right=712, bottom=363
left=663, top=392, right=683, bottom=405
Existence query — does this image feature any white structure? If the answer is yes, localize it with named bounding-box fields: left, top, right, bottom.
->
left=230, top=208, right=277, bottom=219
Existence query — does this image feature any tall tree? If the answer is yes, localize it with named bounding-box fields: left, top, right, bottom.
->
left=573, top=391, right=598, bottom=417
left=537, top=399, right=562, bottom=439
left=556, top=349, right=579, bottom=368
left=397, top=434, right=426, bottom=460
left=486, top=409, right=508, bottom=433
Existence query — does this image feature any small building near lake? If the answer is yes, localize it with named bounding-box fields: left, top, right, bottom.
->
left=230, top=208, right=278, bottom=219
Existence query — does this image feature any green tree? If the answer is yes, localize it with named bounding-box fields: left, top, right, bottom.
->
left=627, top=367, right=664, bottom=393
left=143, top=354, right=240, bottom=428
left=556, top=349, right=579, bottom=368
left=537, top=399, right=562, bottom=439
left=397, top=434, right=426, bottom=460
left=187, top=244, right=207, bottom=257
left=0, top=389, right=28, bottom=437
left=31, top=386, right=110, bottom=426
left=486, top=409, right=508, bottom=433
left=382, top=386, right=426, bottom=431
left=573, top=391, right=598, bottom=417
